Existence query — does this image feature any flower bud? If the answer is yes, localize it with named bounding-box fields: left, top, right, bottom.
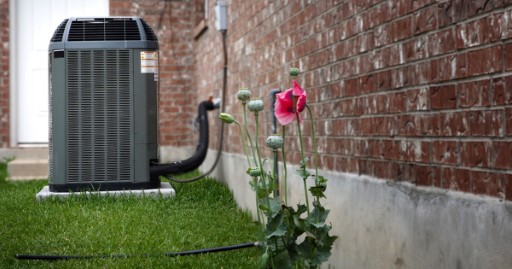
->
left=248, top=167, right=262, bottom=177
left=247, top=99, right=264, bottom=113
left=219, top=112, right=236, bottom=124
left=236, top=88, right=252, bottom=103
left=266, top=135, right=283, bottom=149
left=290, top=67, right=300, bottom=77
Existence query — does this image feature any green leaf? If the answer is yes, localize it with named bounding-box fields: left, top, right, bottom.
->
left=300, top=157, right=310, bottom=167
left=259, top=197, right=281, bottom=217
left=295, top=168, right=311, bottom=179
left=296, top=204, right=308, bottom=215
left=309, top=206, right=330, bottom=228
left=273, top=249, right=292, bottom=269
left=265, top=211, right=286, bottom=239
left=315, top=233, right=338, bottom=265
left=258, top=248, right=270, bottom=269
left=309, top=186, right=326, bottom=198
left=315, top=175, right=328, bottom=186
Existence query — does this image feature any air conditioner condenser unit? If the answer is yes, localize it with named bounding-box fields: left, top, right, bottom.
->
left=48, top=17, right=160, bottom=192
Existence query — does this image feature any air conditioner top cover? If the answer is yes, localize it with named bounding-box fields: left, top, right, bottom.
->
left=49, top=17, right=159, bottom=50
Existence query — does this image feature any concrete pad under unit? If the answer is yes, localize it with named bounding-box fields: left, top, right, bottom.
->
left=36, top=182, right=175, bottom=201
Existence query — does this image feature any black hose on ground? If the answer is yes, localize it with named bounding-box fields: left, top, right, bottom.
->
left=15, top=242, right=261, bottom=261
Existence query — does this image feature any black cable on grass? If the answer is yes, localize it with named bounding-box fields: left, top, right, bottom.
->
left=16, top=242, right=261, bottom=261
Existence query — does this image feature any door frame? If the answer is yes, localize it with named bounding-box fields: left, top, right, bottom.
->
left=9, top=0, right=18, bottom=147
left=9, top=0, right=110, bottom=147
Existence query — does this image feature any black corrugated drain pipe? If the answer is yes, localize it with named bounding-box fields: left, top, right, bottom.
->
left=149, top=99, right=217, bottom=177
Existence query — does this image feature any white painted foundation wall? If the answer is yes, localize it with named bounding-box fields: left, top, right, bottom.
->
left=200, top=150, right=512, bottom=269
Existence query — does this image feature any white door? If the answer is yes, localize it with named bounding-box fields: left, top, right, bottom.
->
left=13, top=0, right=109, bottom=144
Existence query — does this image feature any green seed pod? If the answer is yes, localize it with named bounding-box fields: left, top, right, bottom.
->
left=247, top=99, right=264, bottom=113
left=290, top=67, right=300, bottom=77
left=236, top=88, right=252, bottom=102
left=266, top=135, right=284, bottom=149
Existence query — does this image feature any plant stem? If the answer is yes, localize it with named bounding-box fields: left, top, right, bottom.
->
left=272, top=149, right=278, bottom=199
left=281, top=126, right=288, bottom=205
left=296, top=111, right=310, bottom=217
left=235, top=121, right=251, bottom=167
left=306, top=105, right=320, bottom=205
left=305, top=105, right=319, bottom=183
left=252, top=176, right=262, bottom=225
left=243, top=104, right=258, bottom=166
left=254, top=113, right=272, bottom=216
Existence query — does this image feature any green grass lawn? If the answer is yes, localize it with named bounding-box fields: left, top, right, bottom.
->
left=0, top=174, right=261, bottom=268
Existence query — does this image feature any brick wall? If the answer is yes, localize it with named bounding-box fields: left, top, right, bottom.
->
left=0, top=0, right=9, bottom=148
left=193, top=1, right=512, bottom=201
left=110, top=0, right=199, bottom=147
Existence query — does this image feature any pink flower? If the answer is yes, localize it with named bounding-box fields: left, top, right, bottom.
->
left=274, top=80, right=307, bottom=125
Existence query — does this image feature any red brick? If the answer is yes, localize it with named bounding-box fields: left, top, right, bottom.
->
left=404, top=37, right=428, bottom=62
left=396, top=114, right=439, bottom=136
left=413, top=5, right=437, bottom=35
left=461, top=141, right=491, bottom=168
left=441, top=167, right=471, bottom=192
left=505, top=174, right=512, bottom=201
left=428, top=28, right=456, bottom=56
left=376, top=69, right=393, bottom=91
left=372, top=160, right=401, bottom=180
left=437, top=0, right=457, bottom=27
left=432, top=140, right=459, bottom=165
left=398, top=140, right=430, bottom=163
left=471, top=171, right=506, bottom=199
left=435, top=55, right=459, bottom=82
left=405, top=88, right=429, bottom=111
left=430, top=85, right=457, bottom=110
left=440, top=111, right=469, bottom=136
left=491, top=77, right=507, bottom=105
left=492, top=141, right=512, bottom=170
left=360, top=75, right=375, bottom=94
left=468, top=110, right=503, bottom=137
left=504, top=43, right=512, bottom=71
left=421, top=58, right=437, bottom=83
left=335, top=157, right=356, bottom=173
left=414, top=165, right=441, bottom=187
left=467, top=45, right=503, bottom=76
left=458, top=79, right=491, bottom=108
left=506, top=108, right=512, bottom=136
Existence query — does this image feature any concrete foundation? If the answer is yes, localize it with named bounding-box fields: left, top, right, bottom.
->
left=159, top=146, right=195, bottom=163
left=201, top=150, right=512, bottom=269
left=36, top=182, right=175, bottom=201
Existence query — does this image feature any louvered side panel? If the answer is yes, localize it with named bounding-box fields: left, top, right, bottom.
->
left=48, top=53, right=53, bottom=182
left=66, top=50, right=133, bottom=183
